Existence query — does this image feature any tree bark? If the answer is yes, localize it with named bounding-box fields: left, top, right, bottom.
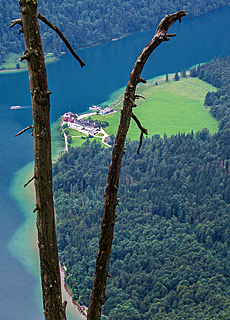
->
left=18, top=1, right=66, bottom=319
left=87, top=10, right=187, bottom=320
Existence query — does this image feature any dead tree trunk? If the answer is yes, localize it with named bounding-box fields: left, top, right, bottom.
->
left=11, top=1, right=84, bottom=319
left=87, top=11, right=187, bottom=320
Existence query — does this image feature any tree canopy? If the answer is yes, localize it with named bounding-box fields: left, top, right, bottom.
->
left=2, top=0, right=230, bottom=63
left=54, top=129, right=230, bottom=319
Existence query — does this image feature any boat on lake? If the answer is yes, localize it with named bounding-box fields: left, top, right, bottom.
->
left=10, top=106, right=21, bottom=109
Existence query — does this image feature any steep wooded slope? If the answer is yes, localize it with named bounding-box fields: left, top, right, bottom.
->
left=54, top=130, right=230, bottom=319
left=1, top=0, right=229, bottom=63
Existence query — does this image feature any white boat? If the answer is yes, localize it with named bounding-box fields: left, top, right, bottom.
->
left=10, top=105, right=21, bottom=109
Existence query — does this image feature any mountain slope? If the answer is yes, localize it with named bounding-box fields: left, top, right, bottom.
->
left=54, top=129, right=230, bottom=319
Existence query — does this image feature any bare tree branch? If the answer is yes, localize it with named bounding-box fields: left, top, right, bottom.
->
left=138, top=77, right=147, bottom=84
left=15, top=125, right=33, bottom=136
left=167, top=33, right=177, bottom=38
left=134, top=94, right=145, bottom=100
left=37, top=13, right=85, bottom=68
left=10, top=18, right=22, bottom=28
left=87, top=10, right=187, bottom=320
left=131, top=112, right=148, bottom=154
left=131, top=112, right=148, bottom=135
left=17, top=1, right=69, bottom=318
left=137, top=132, right=144, bottom=155
left=24, top=175, right=36, bottom=188
left=20, top=49, right=36, bottom=61
left=33, top=206, right=39, bottom=214
left=10, top=18, right=23, bottom=34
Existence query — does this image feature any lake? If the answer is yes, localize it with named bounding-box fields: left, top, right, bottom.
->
left=0, top=6, right=230, bottom=320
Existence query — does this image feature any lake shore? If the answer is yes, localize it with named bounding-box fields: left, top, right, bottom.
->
left=0, top=53, right=65, bottom=74
left=8, top=119, right=86, bottom=320
left=60, top=266, right=87, bottom=318
left=9, top=163, right=87, bottom=320
left=0, top=32, right=128, bottom=75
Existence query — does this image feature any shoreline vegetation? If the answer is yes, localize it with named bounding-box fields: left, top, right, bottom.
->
left=0, top=52, right=65, bottom=74
left=2, top=1, right=230, bottom=74
left=60, top=266, right=87, bottom=319
left=8, top=70, right=218, bottom=318
left=0, top=33, right=127, bottom=74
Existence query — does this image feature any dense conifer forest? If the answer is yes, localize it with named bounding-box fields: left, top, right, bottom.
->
left=54, top=132, right=230, bottom=319
left=1, top=0, right=230, bottom=63
left=52, top=56, right=230, bottom=319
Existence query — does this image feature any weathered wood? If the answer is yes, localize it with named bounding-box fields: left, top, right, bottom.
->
left=18, top=1, right=66, bottom=319
left=87, top=10, right=187, bottom=320
left=15, top=125, right=33, bottom=137
left=37, top=13, right=85, bottom=68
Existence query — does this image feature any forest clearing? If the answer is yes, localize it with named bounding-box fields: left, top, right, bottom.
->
left=67, top=75, right=218, bottom=148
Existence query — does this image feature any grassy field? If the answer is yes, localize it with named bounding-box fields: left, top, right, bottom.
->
left=63, top=124, right=111, bottom=148
left=70, top=136, right=109, bottom=148
left=0, top=52, right=60, bottom=73
left=65, top=127, right=110, bottom=148
left=90, top=76, right=218, bottom=141
left=61, top=75, right=218, bottom=147
left=0, top=52, right=27, bottom=72
left=67, top=128, right=86, bottom=137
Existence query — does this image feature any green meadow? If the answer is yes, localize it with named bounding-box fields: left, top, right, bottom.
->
left=67, top=128, right=86, bottom=136
left=65, top=127, right=108, bottom=148
left=0, top=52, right=60, bottom=73
left=70, top=136, right=107, bottom=148
left=89, top=76, right=218, bottom=141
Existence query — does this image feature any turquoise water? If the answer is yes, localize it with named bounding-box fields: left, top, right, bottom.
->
left=0, top=6, right=230, bottom=319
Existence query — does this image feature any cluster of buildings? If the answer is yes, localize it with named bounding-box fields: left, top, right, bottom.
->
left=62, top=111, right=78, bottom=124
left=62, top=111, right=101, bottom=136
left=62, top=105, right=116, bottom=136
left=89, top=105, right=115, bottom=115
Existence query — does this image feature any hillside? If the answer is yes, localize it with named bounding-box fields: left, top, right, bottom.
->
left=53, top=56, right=230, bottom=319
left=54, top=131, right=230, bottom=319
left=1, top=0, right=230, bottom=65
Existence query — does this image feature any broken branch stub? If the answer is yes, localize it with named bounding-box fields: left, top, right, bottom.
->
left=15, top=125, right=33, bottom=137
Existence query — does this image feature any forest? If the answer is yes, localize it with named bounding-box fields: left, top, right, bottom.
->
left=53, top=56, right=230, bottom=319
left=54, top=132, right=230, bottom=319
left=1, top=0, right=230, bottom=64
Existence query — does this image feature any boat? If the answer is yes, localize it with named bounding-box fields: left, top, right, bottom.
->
left=10, top=106, right=21, bottom=109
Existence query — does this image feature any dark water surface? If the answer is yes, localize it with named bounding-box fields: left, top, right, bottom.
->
left=0, top=6, right=230, bottom=319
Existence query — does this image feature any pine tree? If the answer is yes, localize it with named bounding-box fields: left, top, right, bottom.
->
left=190, top=66, right=197, bottom=77
left=182, top=67, right=187, bottom=78
left=174, top=71, right=180, bottom=81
